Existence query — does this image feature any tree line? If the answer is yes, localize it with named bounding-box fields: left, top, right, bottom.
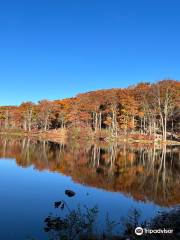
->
left=0, top=80, right=179, bottom=141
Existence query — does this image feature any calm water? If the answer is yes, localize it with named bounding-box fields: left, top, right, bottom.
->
left=0, top=137, right=179, bottom=239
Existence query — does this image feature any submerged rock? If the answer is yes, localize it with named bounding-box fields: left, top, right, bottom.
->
left=54, top=201, right=62, bottom=208
left=54, top=201, right=65, bottom=209
left=65, top=190, right=76, bottom=197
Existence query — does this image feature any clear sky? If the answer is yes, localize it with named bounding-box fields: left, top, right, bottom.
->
left=0, top=0, right=180, bottom=105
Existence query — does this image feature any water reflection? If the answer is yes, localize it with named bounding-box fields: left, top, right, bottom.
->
left=0, top=137, right=180, bottom=206
left=43, top=200, right=180, bottom=240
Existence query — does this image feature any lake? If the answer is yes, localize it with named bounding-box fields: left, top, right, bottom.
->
left=0, top=137, right=179, bottom=239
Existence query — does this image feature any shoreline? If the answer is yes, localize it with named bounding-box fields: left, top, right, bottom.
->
left=0, top=130, right=179, bottom=146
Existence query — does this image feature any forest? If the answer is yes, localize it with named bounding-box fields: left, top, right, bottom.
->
left=0, top=80, right=179, bottom=142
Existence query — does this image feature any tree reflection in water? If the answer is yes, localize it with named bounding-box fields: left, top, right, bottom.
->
left=0, top=136, right=179, bottom=207
left=43, top=198, right=180, bottom=240
left=1, top=137, right=180, bottom=239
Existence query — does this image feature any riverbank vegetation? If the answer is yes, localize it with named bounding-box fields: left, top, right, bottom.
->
left=0, top=80, right=179, bottom=142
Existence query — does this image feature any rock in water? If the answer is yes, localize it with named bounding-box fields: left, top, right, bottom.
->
left=65, top=190, right=76, bottom=197
left=54, top=201, right=61, bottom=208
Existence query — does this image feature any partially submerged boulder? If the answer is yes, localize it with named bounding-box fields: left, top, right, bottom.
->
left=65, top=189, right=76, bottom=197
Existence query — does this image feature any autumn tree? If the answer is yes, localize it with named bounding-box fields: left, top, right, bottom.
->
left=19, top=102, right=36, bottom=132
left=0, top=80, right=179, bottom=141
left=118, top=90, right=138, bottom=135
left=37, top=100, right=53, bottom=131
left=149, top=80, right=179, bottom=141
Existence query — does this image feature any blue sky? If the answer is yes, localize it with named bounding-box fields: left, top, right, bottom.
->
left=0, top=0, right=180, bottom=105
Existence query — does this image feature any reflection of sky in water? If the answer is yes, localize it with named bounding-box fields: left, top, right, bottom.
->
left=0, top=159, right=168, bottom=240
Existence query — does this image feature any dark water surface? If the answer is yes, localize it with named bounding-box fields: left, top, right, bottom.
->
left=0, top=137, right=179, bottom=239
